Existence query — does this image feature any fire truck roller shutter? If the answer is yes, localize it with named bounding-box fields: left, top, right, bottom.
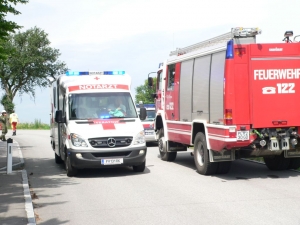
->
left=192, top=55, right=211, bottom=121
left=209, top=51, right=226, bottom=124
left=179, top=59, right=194, bottom=122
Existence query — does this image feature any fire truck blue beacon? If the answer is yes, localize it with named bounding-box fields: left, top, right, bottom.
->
left=50, top=71, right=147, bottom=177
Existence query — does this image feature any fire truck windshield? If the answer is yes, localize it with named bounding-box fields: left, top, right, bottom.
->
left=68, top=92, right=137, bottom=120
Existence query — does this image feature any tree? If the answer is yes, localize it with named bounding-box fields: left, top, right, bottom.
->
left=135, top=78, right=156, bottom=104
left=0, top=0, right=29, bottom=59
left=0, top=27, right=68, bottom=113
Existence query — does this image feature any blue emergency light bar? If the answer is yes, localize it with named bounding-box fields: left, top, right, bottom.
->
left=103, top=71, right=125, bottom=75
left=65, top=71, right=125, bottom=76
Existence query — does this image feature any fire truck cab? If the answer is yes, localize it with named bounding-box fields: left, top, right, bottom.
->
left=50, top=71, right=147, bottom=177
left=149, top=27, right=300, bottom=175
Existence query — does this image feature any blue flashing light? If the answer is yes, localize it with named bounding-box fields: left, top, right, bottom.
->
left=66, top=71, right=89, bottom=76
left=100, top=115, right=110, bottom=119
left=103, top=71, right=125, bottom=75
left=226, top=40, right=234, bottom=59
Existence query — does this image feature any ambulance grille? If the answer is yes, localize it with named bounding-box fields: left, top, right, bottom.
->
left=91, top=152, right=131, bottom=157
left=88, top=136, right=133, bottom=148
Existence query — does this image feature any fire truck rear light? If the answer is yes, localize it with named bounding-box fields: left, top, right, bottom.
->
left=225, top=109, right=233, bottom=125
left=226, top=40, right=234, bottom=59
left=225, top=119, right=233, bottom=125
left=235, top=48, right=246, bottom=56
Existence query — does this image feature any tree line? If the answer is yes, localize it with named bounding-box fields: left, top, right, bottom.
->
left=0, top=0, right=67, bottom=113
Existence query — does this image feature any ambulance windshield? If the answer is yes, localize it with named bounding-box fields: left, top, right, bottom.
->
left=68, top=92, right=137, bottom=120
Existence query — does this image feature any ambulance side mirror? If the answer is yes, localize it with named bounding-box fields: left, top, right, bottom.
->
left=148, top=77, right=153, bottom=87
left=55, top=110, right=66, bottom=123
left=139, top=107, right=147, bottom=121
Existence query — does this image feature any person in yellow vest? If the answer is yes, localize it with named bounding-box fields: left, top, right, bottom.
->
left=0, top=110, right=8, bottom=141
left=9, top=110, right=19, bottom=136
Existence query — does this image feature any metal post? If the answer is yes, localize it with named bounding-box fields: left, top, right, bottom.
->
left=7, top=138, right=13, bottom=174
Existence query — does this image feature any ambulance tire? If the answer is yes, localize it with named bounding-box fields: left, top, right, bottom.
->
left=216, top=161, right=231, bottom=174
left=263, top=153, right=291, bottom=170
left=158, top=128, right=177, bottom=162
left=133, top=160, right=146, bottom=172
left=55, top=152, right=63, bottom=164
left=288, top=158, right=300, bottom=170
left=194, top=132, right=218, bottom=175
left=65, top=154, right=78, bottom=177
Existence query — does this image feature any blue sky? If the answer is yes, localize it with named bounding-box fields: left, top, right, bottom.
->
left=4, top=0, right=300, bottom=123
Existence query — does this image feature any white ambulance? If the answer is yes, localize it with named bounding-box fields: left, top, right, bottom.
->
left=50, top=71, right=147, bottom=177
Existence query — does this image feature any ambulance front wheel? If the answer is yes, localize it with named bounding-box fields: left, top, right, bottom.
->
left=194, top=132, right=218, bottom=175
left=158, top=128, right=177, bottom=162
left=65, top=153, right=78, bottom=177
left=133, top=160, right=146, bottom=172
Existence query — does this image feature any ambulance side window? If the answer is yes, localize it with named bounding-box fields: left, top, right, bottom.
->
left=167, top=64, right=175, bottom=90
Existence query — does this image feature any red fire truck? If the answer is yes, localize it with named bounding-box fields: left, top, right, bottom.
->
left=148, top=27, right=300, bottom=175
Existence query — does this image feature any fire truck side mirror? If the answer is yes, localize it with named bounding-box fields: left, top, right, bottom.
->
left=148, top=77, right=153, bottom=87
left=151, top=93, right=157, bottom=99
left=55, top=110, right=66, bottom=123
left=139, top=107, right=147, bottom=121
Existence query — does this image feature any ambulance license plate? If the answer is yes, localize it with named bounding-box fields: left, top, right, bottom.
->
left=101, top=158, right=123, bottom=165
left=237, top=131, right=249, bottom=141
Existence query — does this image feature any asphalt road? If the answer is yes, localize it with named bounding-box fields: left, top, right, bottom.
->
left=13, top=130, right=300, bottom=225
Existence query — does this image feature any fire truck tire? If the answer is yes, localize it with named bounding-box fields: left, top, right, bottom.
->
left=55, top=152, right=63, bottom=164
left=288, top=158, right=300, bottom=170
left=65, top=154, right=78, bottom=177
left=194, top=132, right=218, bottom=175
left=158, top=128, right=177, bottom=162
left=216, top=161, right=231, bottom=174
left=263, top=153, right=291, bottom=170
left=133, top=160, right=146, bottom=172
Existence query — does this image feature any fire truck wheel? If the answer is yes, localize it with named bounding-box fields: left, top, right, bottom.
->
left=158, top=128, right=177, bottom=162
left=263, top=153, right=291, bottom=170
left=65, top=154, right=78, bottom=177
left=133, top=160, right=146, bottom=172
left=194, top=132, right=218, bottom=175
left=288, top=158, right=300, bottom=170
left=216, top=161, right=231, bottom=174
left=55, top=152, right=63, bottom=164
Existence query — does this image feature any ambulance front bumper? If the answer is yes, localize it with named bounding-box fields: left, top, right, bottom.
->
left=67, top=146, right=147, bottom=169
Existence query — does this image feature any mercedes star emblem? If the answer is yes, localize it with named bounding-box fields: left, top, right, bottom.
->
left=107, top=138, right=116, bottom=147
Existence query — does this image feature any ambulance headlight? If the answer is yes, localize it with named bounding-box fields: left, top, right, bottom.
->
left=70, top=133, right=88, bottom=147
left=133, top=130, right=145, bottom=145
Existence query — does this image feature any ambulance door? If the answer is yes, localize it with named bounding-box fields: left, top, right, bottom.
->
left=165, top=63, right=180, bottom=121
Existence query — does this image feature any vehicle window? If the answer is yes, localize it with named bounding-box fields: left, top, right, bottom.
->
left=68, top=92, right=137, bottom=120
left=167, top=64, right=175, bottom=90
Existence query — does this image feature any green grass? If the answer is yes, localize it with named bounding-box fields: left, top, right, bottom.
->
left=11, top=119, right=50, bottom=130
